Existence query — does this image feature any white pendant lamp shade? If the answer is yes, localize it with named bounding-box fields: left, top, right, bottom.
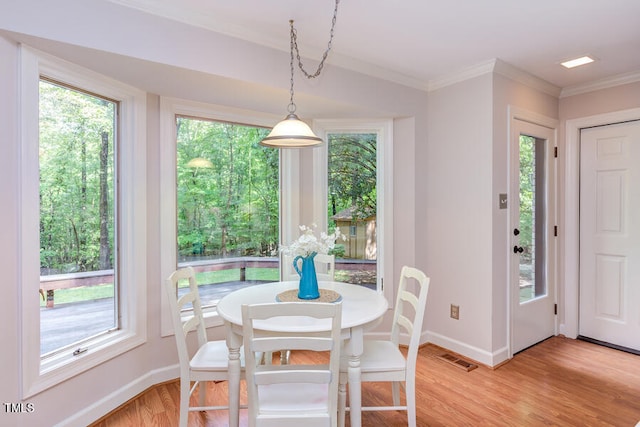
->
left=260, top=113, right=323, bottom=148
left=260, top=3, right=339, bottom=149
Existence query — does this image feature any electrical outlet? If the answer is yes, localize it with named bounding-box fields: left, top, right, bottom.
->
left=450, top=304, right=459, bottom=320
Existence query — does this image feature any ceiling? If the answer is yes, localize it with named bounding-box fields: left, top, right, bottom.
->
left=108, top=0, right=640, bottom=92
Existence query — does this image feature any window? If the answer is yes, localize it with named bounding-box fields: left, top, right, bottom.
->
left=20, top=47, right=146, bottom=397
left=313, top=120, right=393, bottom=302
left=160, top=98, right=279, bottom=334
left=327, top=133, right=378, bottom=286
left=39, top=79, right=117, bottom=357
left=175, top=116, right=279, bottom=307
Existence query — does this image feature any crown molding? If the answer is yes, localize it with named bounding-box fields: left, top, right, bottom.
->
left=492, top=59, right=561, bottom=97
left=427, top=59, right=561, bottom=97
left=560, top=70, right=640, bottom=98
left=427, top=59, right=497, bottom=92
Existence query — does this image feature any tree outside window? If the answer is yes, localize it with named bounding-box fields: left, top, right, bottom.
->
left=327, top=133, right=377, bottom=285
left=39, top=79, right=117, bottom=356
left=175, top=117, right=280, bottom=305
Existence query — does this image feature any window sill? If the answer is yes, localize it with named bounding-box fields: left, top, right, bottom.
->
left=25, top=330, right=145, bottom=398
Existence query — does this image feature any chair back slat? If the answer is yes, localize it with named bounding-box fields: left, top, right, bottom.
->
left=399, top=289, right=419, bottom=311
left=177, top=291, right=197, bottom=308
left=182, top=316, right=201, bottom=335
left=396, top=314, right=414, bottom=337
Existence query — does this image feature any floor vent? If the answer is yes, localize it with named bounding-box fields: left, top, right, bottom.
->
left=437, top=353, right=478, bottom=372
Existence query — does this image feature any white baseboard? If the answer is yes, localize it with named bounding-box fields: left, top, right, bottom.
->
left=367, top=330, right=509, bottom=367
left=54, top=364, right=179, bottom=427
left=424, top=331, right=509, bottom=367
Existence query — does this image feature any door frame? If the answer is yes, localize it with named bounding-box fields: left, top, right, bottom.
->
left=563, top=107, right=640, bottom=339
left=508, top=106, right=558, bottom=357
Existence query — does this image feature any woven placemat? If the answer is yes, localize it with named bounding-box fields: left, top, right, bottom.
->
left=276, top=288, right=342, bottom=303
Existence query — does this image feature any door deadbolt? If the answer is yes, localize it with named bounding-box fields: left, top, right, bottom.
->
left=513, top=228, right=520, bottom=236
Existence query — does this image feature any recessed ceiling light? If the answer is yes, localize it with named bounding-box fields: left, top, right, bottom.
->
left=561, top=56, right=595, bottom=69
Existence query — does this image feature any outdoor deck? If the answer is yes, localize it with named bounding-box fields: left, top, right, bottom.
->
left=40, top=280, right=263, bottom=355
left=40, top=258, right=377, bottom=355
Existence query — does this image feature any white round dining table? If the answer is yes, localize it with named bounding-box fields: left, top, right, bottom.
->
left=217, top=280, right=388, bottom=427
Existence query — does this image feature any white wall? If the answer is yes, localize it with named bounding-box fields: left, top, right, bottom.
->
left=560, top=82, right=640, bottom=121
left=421, top=68, right=559, bottom=366
left=393, top=117, right=419, bottom=272
left=421, top=74, right=495, bottom=362
left=0, top=1, right=427, bottom=425
left=0, top=31, right=22, bottom=427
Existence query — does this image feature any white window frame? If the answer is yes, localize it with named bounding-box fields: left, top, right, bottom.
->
left=312, top=119, right=394, bottom=304
left=159, top=97, right=281, bottom=337
left=19, top=46, right=147, bottom=398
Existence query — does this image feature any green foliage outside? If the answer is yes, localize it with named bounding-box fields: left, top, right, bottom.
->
left=176, top=118, right=279, bottom=260
left=40, top=283, right=114, bottom=307
left=519, top=135, right=537, bottom=262
left=327, top=133, right=377, bottom=232
left=41, top=268, right=281, bottom=307
left=39, top=80, right=115, bottom=274
left=331, top=244, right=346, bottom=258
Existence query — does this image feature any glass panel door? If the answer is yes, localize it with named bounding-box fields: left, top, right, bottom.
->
left=518, top=135, right=547, bottom=303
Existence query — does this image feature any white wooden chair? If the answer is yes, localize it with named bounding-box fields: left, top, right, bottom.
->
left=338, top=266, right=430, bottom=427
left=166, top=266, right=244, bottom=427
left=242, top=301, right=343, bottom=427
left=282, top=253, right=336, bottom=281
left=270, top=253, right=336, bottom=365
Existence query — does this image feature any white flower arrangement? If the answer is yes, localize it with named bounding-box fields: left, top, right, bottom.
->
left=280, top=223, right=346, bottom=258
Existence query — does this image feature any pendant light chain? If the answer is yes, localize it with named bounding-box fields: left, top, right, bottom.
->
left=290, top=0, right=340, bottom=79
left=260, top=0, right=339, bottom=147
left=288, top=22, right=296, bottom=114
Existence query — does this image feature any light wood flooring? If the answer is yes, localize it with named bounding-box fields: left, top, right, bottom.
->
left=90, top=336, right=640, bottom=426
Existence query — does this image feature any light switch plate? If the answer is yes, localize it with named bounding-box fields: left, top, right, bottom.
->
left=499, top=193, right=508, bottom=209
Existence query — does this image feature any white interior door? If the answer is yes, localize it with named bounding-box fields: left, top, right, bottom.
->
left=511, top=120, right=556, bottom=354
left=579, top=120, right=640, bottom=351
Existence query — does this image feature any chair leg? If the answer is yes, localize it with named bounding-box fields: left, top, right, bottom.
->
left=391, top=381, right=401, bottom=406
left=406, top=378, right=416, bottom=427
left=179, top=378, right=190, bottom=427
left=338, top=375, right=347, bottom=427
left=198, top=380, right=206, bottom=407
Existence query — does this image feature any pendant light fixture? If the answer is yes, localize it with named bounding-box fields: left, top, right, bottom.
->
left=260, top=0, right=340, bottom=148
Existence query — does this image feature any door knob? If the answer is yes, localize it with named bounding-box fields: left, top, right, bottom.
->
left=513, top=246, right=524, bottom=254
